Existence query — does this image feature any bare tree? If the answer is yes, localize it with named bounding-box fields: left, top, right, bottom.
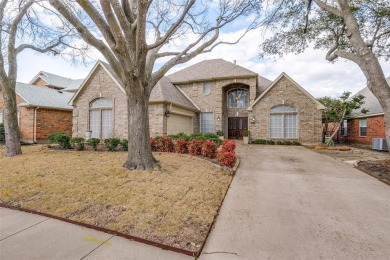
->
left=0, top=0, right=87, bottom=157
left=259, top=0, right=390, bottom=151
left=49, top=0, right=261, bottom=170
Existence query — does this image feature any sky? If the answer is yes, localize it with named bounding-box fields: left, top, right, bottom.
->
left=16, top=26, right=390, bottom=99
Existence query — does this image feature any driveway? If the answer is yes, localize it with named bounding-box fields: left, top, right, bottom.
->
left=200, top=145, right=390, bottom=260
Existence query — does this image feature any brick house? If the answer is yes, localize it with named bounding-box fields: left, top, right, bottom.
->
left=339, top=77, right=389, bottom=145
left=71, top=59, right=325, bottom=144
left=0, top=72, right=83, bottom=143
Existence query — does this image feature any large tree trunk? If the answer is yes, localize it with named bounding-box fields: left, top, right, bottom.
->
left=2, top=82, right=22, bottom=157
left=123, top=91, right=159, bottom=170
left=337, top=0, right=390, bottom=152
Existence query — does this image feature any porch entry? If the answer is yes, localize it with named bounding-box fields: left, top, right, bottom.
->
left=228, top=117, right=248, bottom=139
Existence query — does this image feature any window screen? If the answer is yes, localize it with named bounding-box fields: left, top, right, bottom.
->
left=203, top=82, right=211, bottom=95
left=200, top=112, right=214, bottom=133
left=342, top=120, right=348, bottom=136
left=270, top=105, right=298, bottom=139
left=89, top=110, right=101, bottom=138
left=101, top=110, right=112, bottom=139
left=359, top=119, right=367, bottom=136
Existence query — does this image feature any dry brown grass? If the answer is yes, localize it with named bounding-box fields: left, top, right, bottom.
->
left=313, top=145, right=352, bottom=151
left=0, top=145, right=232, bottom=251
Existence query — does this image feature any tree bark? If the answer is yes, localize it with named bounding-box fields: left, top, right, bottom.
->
left=123, top=88, right=158, bottom=170
left=2, top=81, right=22, bottom=156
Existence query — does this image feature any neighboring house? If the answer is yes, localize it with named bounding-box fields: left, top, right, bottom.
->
left=71, top=59, right=325, bottom=143
left=0, top=71, right=83, bottom=143
left=339, top=77, right=389, bottom=145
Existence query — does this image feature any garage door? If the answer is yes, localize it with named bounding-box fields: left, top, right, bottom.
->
left=167, top=114, right=193, bottom=135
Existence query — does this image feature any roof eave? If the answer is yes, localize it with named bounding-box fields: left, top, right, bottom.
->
left=18, top=103, right=73, bottom=111
left=170, top=74, right=258, bottom=85
left=149, top=99, right=200, bottom=112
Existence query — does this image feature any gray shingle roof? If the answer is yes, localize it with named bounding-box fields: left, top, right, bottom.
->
left=150, top=77, right=198, bottom=111
left=16, top=82, right=73, bottom=110
left=30, top=71, right=84, bottom=92
left=350, top=76, right=389, bottom=117
left=99, top=61, right=198, bottom=111
left=168, top=59, right=257, bottom=83
left=257, top=75, right=272, bottom=94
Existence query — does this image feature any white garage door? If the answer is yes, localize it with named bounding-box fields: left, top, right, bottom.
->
left=167, top=114, right=193, bottom=135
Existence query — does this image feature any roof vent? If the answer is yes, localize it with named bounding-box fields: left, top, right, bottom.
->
left=58, top=90, right=63, bottom=94
left=234, top=60, right=236, bottom=64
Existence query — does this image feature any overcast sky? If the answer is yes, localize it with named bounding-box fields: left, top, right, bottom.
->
left=17, top=28, right=389, bottom=99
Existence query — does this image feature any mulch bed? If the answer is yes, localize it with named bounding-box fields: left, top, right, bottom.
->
left=356, top=160, right=390, bottom=185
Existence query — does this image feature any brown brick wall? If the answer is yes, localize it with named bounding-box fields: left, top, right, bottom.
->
left=248, top=76, right=323, bottom=144
left=342, top=115, right=386, bottom=145
left=31, top=77, right=48, bottom=87
left=72, top=65, right=168, bottom=139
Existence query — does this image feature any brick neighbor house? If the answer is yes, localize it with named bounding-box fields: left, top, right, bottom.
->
left=71, top=59, right=325, bottom=144
left=0, top=72, right=83, bottom=143
left=338, top=76, right=389, bottom=145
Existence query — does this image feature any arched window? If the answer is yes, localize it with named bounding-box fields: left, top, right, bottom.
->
left=270, top=105, right=298, bottom=139
left=227, top=89, right=249, bottom=108
left=0, top=108, right=3, bottom=124
left=89, top=98, right=113, bottom=139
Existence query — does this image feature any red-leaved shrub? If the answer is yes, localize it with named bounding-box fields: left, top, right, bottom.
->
left=158, top=136, right=174, bottom=152
left=150, top=137, right=158, bottom=152
left=221, top=140, right=236, bottom=152
left=188, top=139, right=204, bottom=156
left=217, top=151, right=236, bottom=167
left=174, top=138, right=188, bottom=154
left=201, top=140, right=217, bottom=158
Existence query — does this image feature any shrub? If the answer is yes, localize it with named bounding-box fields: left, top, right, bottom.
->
left=104, top=138, right=120, bottom=151
left=158, top=136, right=174, bottom=152
left=70, top=137, right=85, bottom=151
left=266, top=140, right=275, bottom=145
left=292, top=141, right=301, bottom=146
left=276, top=140, right=284, bottom=145
left=188, top=139, right=204, bottom=156
left=150, top=137, right=159, bottom=152
left=0, top=123, right=4, bottom=142
left=242, top=130, right=249, bottom=137
left=120, top=139, right=128, bottom=151
left=202, top=140, right=217, bottom=158
left=48, top=132, right=71, bottom=149
left=87, top=138, right=100, bottom=151
left=221, top=140, right=236, bottom=152
left=251, top=139, right=267, bottom=144
left=174, top=138, right=188, bottom=154
left=216, top=130, right=223, bottom=136
left=284, top=140, right=293, bottom=145
left=169, top=132, right=191, bottom=141
left=218, top=151, right=236, bottom=167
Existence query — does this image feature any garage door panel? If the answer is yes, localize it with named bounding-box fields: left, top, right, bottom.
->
left=167, top=114, right=193, bottom=135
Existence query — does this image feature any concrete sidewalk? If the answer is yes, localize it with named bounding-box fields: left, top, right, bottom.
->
left=0, top=207, right=193, bottom=260
left=200, top=145, right=390, bottom=260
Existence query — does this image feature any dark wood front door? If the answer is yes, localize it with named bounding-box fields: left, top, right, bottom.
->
left=228, top=117, right=248, bottom=139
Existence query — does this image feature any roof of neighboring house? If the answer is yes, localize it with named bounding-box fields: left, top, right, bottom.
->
left=247, top=72, right=326, bottom=111
left=257, top=75, right=272, bottom=94
left=150, top=76, right=198, bottom=111
left=70, top=61, right=199, bottom=111
left=167, top=59, right=257, bottom=83
left=16, top=82, right=74, bottom=110
left=350, top=76, right=389, bottom=117
left=29, top=71, right=84, bottom=92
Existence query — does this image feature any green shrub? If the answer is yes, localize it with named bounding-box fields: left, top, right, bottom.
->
left=104, top=138, right=120, bottom=151
left=87, top=138, right=100, bottom=150
left=242, top=130, right=249, bottom=137
left=48, top=132, right=71, bottom=149
left=284, top=140, right=293, bottom=145
left=266, top=140, right=275, bottom=145
left=0, top=123, right=4, bottom=142
left=251, top=139, right=267, bottom=144
left=120, top=139, right=128, bottom=151
left=70, top=137, right=85, bottom=151
left=292, top=141, right=301, bottom=146
left=216, top=130, right=223, bottom=136
left=276, top=140, right=284, bottom=145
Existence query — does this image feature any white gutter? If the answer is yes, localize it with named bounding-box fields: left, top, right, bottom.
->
left=34, top=107, right=39, bottom=143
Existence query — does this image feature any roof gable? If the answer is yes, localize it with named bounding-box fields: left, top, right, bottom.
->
left=29, top=71, right=84, bottom=91
left=167, top=59, right=257, bottom=84
left=247, top=73, right=325, bottom=110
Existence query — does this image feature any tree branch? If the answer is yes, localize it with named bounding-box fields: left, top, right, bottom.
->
left=313, top=0, right=342, bottom=17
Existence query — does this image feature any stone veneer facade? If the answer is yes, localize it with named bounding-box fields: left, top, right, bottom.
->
left=248, top=76, right=323, bottom=143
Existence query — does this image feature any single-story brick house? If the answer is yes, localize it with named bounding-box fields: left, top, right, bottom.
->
left=338, top=76, right=389, bottom=145
left=0, top=72, right=83, bottom=143
left=71, top=59, right=325, bottom=143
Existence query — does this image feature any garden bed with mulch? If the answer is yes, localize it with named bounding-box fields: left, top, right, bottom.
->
left=356, top=160, right=390, bottom=185
left=0, top=145, right=233, bottom=256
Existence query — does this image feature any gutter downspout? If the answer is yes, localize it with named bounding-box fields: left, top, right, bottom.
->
left=34, top=107, right=39, bottom=143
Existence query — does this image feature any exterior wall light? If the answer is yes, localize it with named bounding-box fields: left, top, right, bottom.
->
left=251, top=115, right=256, bottom=123
left=164, top=109, right=171, bottom=117
left=217, top=115, right=220, bottom=121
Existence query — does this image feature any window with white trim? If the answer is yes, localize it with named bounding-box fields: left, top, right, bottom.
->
left=200, top=112, right=214, bottom=133
left=342, top=120, right=348, bottom=136
left=203, top=82, right=211, bottom=95
left=359, top=118, right=367, bottom=136
left=270, top=105, right=298, bottom=139
left=227, top=89, right=249, bottom=108
left=0, top=108, right=3, bottom=124
left=89, top=98, right=113, bottom=139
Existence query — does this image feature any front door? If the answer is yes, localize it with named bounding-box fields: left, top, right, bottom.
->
left=228, top=117, right=248, bottom=139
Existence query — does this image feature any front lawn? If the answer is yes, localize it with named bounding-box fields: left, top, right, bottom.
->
left=0, top=145, right=232, bottom=252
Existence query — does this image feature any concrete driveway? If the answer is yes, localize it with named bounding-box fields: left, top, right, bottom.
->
left=200, top=145, right=390, bottom=260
